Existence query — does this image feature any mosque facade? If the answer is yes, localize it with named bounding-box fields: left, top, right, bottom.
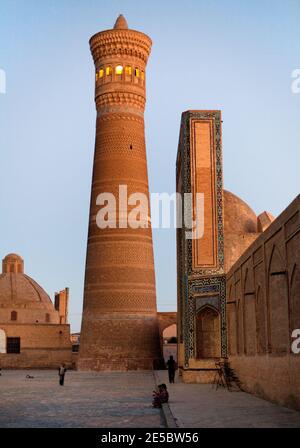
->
left=0, top=254, right=72, bottom=368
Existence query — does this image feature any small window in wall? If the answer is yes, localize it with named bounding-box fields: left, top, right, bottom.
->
left=115, top=65, right=123, bottom=75
left=95, top=72, right=98, bottom=81
left=45, top=313, right=50, bottom=323
left=11, top=311, right=17, bottom=321
left=7, top=337, right=21, bottom=354
left=10, top=264, right=15, bottom=273
left=54, top=293, right=60, bottom=311
left=106, top=66, right=112, bottom=76
left=125, top=66, right=132, bottom=76
left=99, top=68, right=104, bottom=78
left=135, top=68, right=140, bottom=77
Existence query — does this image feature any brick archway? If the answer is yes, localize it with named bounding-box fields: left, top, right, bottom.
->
left=157, top=312, right=177, bottom=350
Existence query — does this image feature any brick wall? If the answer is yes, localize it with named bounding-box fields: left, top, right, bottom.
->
left=226, top=195, right=300, bottom=410
left=0, top=323, right=72, bottom=369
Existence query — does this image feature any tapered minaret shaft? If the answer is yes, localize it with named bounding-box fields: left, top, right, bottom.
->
left=78, top=15, right=161, bottom=370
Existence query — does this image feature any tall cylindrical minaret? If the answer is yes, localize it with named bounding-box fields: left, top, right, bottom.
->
left=78, top=15, right=161, bottom=370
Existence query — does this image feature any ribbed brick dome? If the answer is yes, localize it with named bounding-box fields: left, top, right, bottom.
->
left=223, top=190, right=259, bottom=272
left=0, top=254, right=59, bottom=324
left=224, top=190, right=257, bottom=234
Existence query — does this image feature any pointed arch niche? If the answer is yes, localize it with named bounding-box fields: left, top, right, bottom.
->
left=290, top=263, right=300, bottom=331
left=268, top=245, right=289, bottom=353
left=195, top=305, right=221, bottom=359
left=243, top=268, right=256, bottom=355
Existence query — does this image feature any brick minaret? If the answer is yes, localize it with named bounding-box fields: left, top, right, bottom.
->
left=78, top=15, right=161, bottom=370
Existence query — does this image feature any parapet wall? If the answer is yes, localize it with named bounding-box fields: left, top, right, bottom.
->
left=226, top=195, right=300, bottom=410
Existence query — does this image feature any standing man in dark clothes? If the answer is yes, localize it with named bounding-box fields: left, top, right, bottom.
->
left=166, top=355, right=176, bottom=384
left=58, top=363, right=67, bottom=386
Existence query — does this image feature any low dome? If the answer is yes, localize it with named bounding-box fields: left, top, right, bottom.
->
left=223, top=190, right=259, bottom=272
left=0, top=254, right=59, bottom=324
left=2, top=253, right=24, bottom=274
left=3, top=253, right=22, bottom=260
left=223, top=190, right=257, bottom=234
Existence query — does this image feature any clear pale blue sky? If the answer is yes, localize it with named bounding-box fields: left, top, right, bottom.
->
left=0, top=0, right=299, bottom=332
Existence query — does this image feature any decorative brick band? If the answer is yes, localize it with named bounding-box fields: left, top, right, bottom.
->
left=96, top=112, right=145, bottom=123
left=90, top=30, right=152, bottom=63
left=96, top=92, right=145, bottom=110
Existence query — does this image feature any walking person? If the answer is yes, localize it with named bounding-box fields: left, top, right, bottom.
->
left=58, top=363, right=67, bottom=386
left=166, top=355, right=176, bottom=384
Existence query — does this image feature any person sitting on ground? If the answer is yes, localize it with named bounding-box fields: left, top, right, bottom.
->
left=152, top=383, right=169, bottom=408
left=159, top=383, right=169, bottom=403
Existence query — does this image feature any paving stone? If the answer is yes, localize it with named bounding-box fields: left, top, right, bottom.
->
left=0, top=370, right=164, bottom=428
left=156, top=370, right=300, bottom=428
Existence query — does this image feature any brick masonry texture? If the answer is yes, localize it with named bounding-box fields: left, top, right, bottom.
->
left=227, top=195, right=300, bottom=410
left=78, top=16, right=161, bottom=370
left=0, top=254, right=71, bottom=368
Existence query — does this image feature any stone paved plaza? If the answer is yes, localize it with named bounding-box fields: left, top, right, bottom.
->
left=0, top=370, right=164, bottom=428
left=1, top=370, right=300, bottom=428
left=156, top=371, right=300, bottom=428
